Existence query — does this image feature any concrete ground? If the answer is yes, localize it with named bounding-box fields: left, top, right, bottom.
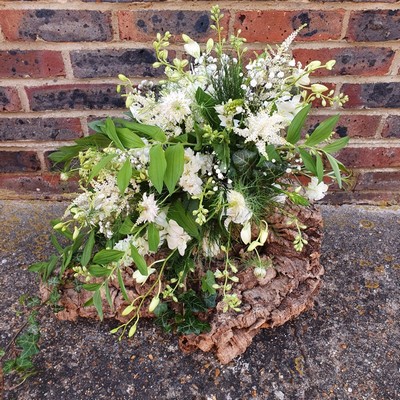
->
left=0, top=200, right=399, bottom=400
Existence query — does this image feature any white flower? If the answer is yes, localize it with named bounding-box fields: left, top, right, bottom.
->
left=305, top=177, right=329, bottom=201
left=240, top=222, right=252, bottom=244
left=136, top=193, right=159, bottom=224
left=225, top=190, right=252, bottom=227
left=182, top=34, right=201, bottom=59
left=276, top=94, right=302, bottom=122
left=202, top=236, right=221, bottom=258
left=166, top=220, right=191, bottom=256
left=132, top=267, right=156, bottom=284
left=159, top=91, right=191, bottom=125
left=179, top=172, right=203, bottom=196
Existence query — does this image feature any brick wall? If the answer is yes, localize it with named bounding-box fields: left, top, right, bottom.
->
left=0, top=0, right=399, bottom=204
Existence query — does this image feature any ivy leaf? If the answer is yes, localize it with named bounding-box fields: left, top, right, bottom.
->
left=232, top=149, right=258, bottom=175
left=164, top=143, right=184, bottom=194
left=286, top=104, right=311, bottom=144
left=179, top=289, right=208, bottom=312
left=176, top=312, right=211, bottom=335
left=201, top=270, right=217, bottom=295
left=15, top=332, right=40, bottom=359
left=117, top=158, right=132, bottom=194
left=195, top=87, right=219, bottom=128
left=148, top=144, right=167, bottom=193
left=154, top=303, right=174, bottom=333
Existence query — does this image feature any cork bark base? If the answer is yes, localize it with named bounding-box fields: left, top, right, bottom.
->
left=41, top=205, right=323, bottom=365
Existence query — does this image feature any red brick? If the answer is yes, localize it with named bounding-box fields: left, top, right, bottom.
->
left=0, top=10, right=112, bottom=42
left=118, top=10, right=229, bottom=42
left=337, top=147, right=400, bottom=168
left=26, top=84, right=125, bottom=111
left=293, top=47, right=395, bottom=77
left=0, top=50, right=65, bottom=79
left=355, top=170, right=400, bottom=191
left=347, top=10, right=400, bottom=42
left=0, top=87, right=22, bottom=112
left=0, top=173, right=78, bottom=199
left=0, top=118, right=82, bottom=141
left=233, top=10, right=344, bottom=43
left=381, top=116, right=400, bottom=139
left=323, top=190, right=400, bottom=206
left=342, top=83, right=400, bottom=109
left=306, top=114, right=381, bottom=139
left=0, top=151, right=41, bottom=172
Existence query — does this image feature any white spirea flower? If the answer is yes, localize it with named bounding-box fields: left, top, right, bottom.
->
left=137, top=193, right=159, bottom=224
left=166, top=220, right=191, bottom=256
left=225, top=190, right=252, bottom=227
left=305, top=177, right=329, bottom=201
left=132, top=267, right=156, bottom=284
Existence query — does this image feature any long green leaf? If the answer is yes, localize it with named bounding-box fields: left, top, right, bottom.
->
left=286, top=104, right=311, bottom=144
left=115, top=119, right=167, bottom=143
left=315, top=152, right=324, bottom=182
left=117, top=268, right=130, bottom=302
left=92, top=249, right=125, bottom=264
left=105, top=118, right=125, bottom=150
left=148, top=223, right=160, bottom=252
left=116, top=128, right=145, bottom=149
left=82, top=283, right=102, bottom=291
left=88, top=265, right=112, bottom=277
left=148, top=144, right=167, bottom=193
left=117, top=158, right=132, bottom=194
left=305, top=115, right=340, bottom=147
left=299, top=149, right=317, bottom=175
left=164, top=143, right=184, bottom=194
left=130, top=245, right=148, bottom=276
left=168, top=201, right=199, bottom=239
left=81, top=230, right=95, bottom=267
left=104, top=284, right=113, bottom=308
left=322, top=136, right=349, bottom=154
left=89, top=153, right=116, bottom=181
left=119, top=217, right=134, bottom=235
left=326, top=153, right=343, bottom=188
left=93, top=289, right=104, bottom=321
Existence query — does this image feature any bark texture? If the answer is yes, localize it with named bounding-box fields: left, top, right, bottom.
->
left=43, top=204, right=323, bottom=364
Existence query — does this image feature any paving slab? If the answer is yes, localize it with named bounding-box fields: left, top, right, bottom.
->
left=0, top=200, right=399, bottom=400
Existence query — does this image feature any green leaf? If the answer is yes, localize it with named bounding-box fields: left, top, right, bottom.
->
left=148, top=144, right=167, bottom=193
left=28, top=262, right=47, bottom=274
left=116, top=127, right=145, bottom=148
left=286, top=104, right=311, bottom=144
left=15, top=356, right=35, bottom=372
left=114, top=119, right=167, bottom=143
left=299, top=148, right=317, bottom=175
left=286, top=191, right=310, bottom=206
left=264, top=144, right=282, bottom=163
left=179, top=290, right=208, bottom=312
left=88, top=153, right=116, bottom=181
left=201, top=270, right=217, bottom=295
left=88, top=120, right=105, bottom=133
left=82, top=283, right=102, bottom=291
left=92, top=249, right=124, bottom=264
left=322, top=136, right=349, bottom=154
left=130, top=245, right=148, bottom=276
left=61, top=247, right=73, bottom=275
left=76, top=133, right=111, bottom=148
left=117, top=268, right=130, bottom=302
left=88, top=265, right=112, bottom=278
left=119, top=217, right=134, bottom=235
left=81, top=230, right=95, bottom=267
left=3, top=359, right=16, bottom=374
left=93, top=289, right=104, bottom=321
left=315, top=152, right=324, bottom=182
left=168, top=201, right=199, bottom=239
left=148, top=223, right=160, bottom=252
left=164, top=143, right=184, bottom=193
left=105, top=117, right=125, bottom=150
left=50, top=234, right=64, bottom=255
left=195, top=87, right=220, bottom=128
left=15, top=332, right=40, bottom=359
left=104, top=284, right=113, bottom=308
left=117, top=158, right=132, bottom=194
left=232, top=149, right=258, bottom=174
left=203, top=293, right=217, bottom=309
left=44, top=255, right=58, bottom=281
left=176, top=312, right=211, bottom=335
left=305, top=115, right=340, bottom=147
left=326, top=153, right=343, bottom=188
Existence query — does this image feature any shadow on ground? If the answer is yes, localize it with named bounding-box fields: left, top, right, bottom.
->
left=0, top=201, right=399, bottom=400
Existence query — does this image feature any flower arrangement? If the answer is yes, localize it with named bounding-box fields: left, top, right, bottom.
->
left=31, top=6, right=349, bottom=342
